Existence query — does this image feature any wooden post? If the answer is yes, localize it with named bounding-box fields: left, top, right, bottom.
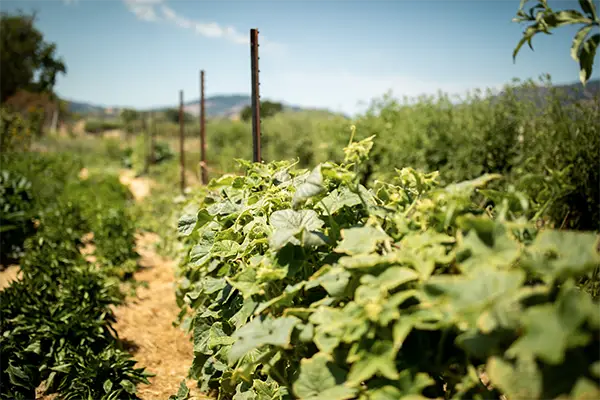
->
left=150, top=111, right=156, bottom=164
left=143, top=113, right=149, bottom=174
left=50, top=107, right=59, bottom=135
left=200, top=70, right=208, bottom=184
left=179, top=90, right=186, bottom=193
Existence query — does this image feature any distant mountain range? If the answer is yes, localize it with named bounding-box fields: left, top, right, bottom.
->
left=493, top=78, right=599, bottom=106
left=66, top=94, right=313, bottom=119
left=65, top=78, right=599, bottom=118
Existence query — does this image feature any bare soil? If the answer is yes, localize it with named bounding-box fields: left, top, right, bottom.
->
left=115, top=170, right=205, bottom=399
left=0, top=265, right=22, bottom=290
left=119, top=169, right=153, bottom=201
left=113, top=232, right=205, bottom=399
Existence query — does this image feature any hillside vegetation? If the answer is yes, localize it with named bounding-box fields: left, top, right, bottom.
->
left=138, top=76, right=598, bottom=233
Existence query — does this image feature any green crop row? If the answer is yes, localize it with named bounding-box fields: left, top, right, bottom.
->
left=0, top=152, right=149, bottom=399
left=172, top=135, right=600, bottom=400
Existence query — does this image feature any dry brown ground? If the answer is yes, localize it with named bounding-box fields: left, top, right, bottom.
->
left=115, top=170, right=205, bottom=399
left=113, top=231, right=205, bottom=400
left=0, top=264, right=22, bottom=290
left=119, top=169, right=153, bottom=201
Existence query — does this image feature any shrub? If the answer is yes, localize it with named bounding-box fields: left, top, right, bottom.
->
left=84, top=119, right=122, bottom=134
left=0, top=170, right=35, bottom=265
left=0, top=107, right=32, bottom=152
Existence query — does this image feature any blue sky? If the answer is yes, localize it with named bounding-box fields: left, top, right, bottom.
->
left=1, top=0, right=592, bottom=115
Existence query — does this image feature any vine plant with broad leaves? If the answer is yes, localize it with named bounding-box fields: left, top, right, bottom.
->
left=171, top=129, right=600, bottom=400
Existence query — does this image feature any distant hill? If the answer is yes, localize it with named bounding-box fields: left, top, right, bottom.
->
left=65, top=94, right=334, bottom=119
left=65, top=78, right=599, bottom=119
left=492, top=78, right=599, bottom=106
left=183, top=94, right=250, bottom=118
left=66, top=100, right=111, bottom=115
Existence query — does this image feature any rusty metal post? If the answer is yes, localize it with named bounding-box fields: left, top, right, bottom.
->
left=250, top=28, right=261, bottom=163
left=150, top=111, right=156, bottom=164
left=200, top=70, right=208, bottom=184
left=142, top=112, right=149, bottom=174
left=179, top=90, right=186, bottom=193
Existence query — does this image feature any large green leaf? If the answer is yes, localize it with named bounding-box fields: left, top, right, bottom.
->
left=346, top=341, right=399, bottom=385
left=335, top=226, right=391, bottom=255
left=579, top=33, right=599, bottom=85
left=292, top=353, right=356, bottom=400
left=487, top=356, right=542, bottom=399
left=319, top=187, right=363, bottom=214
left=269, top=209, right=326, bottom=250
left=423, top=269, right=525, bottom=329
left=506, top=286, right=595, bottom=364
left=293, top=165, right=325, bottom=207
left=456, top=217, right=520, bottom=273
left=229, top=316, right=301, bottom=362
left=521, top=230, right=600, bottom=281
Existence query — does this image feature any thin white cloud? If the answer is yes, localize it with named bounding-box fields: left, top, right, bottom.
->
left=62, top=0, right=79, bottom=5
left=124, top=0, right=162, bottom=22
left=123, top=0, right=284, bottom=51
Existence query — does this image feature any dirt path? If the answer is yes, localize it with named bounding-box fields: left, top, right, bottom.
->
left=0, top=265, right=22, bottom=290
left=119, top=169, right=153, bottom=201
left=115, top=171, right=205, bottom=400
left=114, top=232, right=204, bottom=399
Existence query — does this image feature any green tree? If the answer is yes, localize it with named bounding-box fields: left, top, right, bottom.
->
left=164, top=108, right=193, bottom=124
left=240, top=100, right=284, bottom=122
left=120, top=108, right=139, bottom=125
left=513, top=0, right=600, bottom=85
left=120, top=108, right=139, bottom=135
left=0, top=11, right=67, bottom=103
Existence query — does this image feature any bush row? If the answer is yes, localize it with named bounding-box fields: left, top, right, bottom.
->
left=0, top=152, right=149, bottom=399
left=84, top=119, right=122, bottom=134
left=173, top=136, right=600, bottom=399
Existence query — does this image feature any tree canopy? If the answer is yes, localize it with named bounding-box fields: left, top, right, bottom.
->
left=0, top=11, right=67, bottom=103
left=164, top=108, right=193, bottom=124
left=120, top=108, right=140, bottom=125
left=240, top=100, right=284, bottom=122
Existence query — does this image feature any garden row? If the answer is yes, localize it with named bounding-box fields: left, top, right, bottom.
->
left=173, top=134, right=600, bottom=399
left=0, top=150, right=150, bottom=399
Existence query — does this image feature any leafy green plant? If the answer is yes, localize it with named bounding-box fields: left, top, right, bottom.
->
left=104, top=137, right=128, bottom=162
left=154, top=141, right=175, bottom=164
left=0, top=151, right=86, bottom=267
left=174, top=135, right=600, bottom=399
left=513, top=0, right=600, bottom=84
left=1, top=199, right=150, bottom=400
left=0, top=149, right=149, bottom=399
left=66, top=172, right=139, bottom=272
left=0, top=170, right=35, bottom=265
left=0, top=107, right=32, bottom=152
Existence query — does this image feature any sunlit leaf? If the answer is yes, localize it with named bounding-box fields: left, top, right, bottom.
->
left=293, top=353, right=356, bottom=400
left=229, top=316, right=300, bottom=362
